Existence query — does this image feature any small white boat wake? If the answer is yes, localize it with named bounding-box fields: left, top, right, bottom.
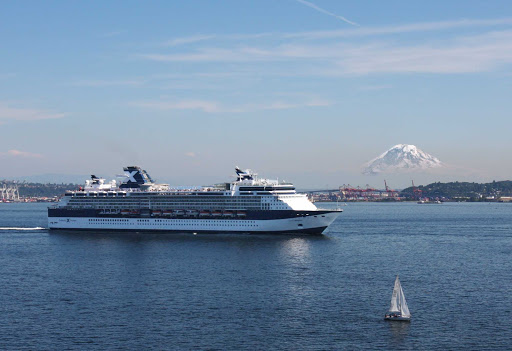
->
left=0, top=227, right=46, bottom=231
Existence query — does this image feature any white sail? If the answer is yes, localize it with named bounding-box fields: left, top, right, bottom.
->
left=389, top=275, right=401, bottom=313
left=388, top=276, right=411, bottom=316
left=399, top=284, right=411, bottom=317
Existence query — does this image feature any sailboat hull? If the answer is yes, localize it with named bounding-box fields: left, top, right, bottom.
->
left=384, top=316, right=411, bottom=322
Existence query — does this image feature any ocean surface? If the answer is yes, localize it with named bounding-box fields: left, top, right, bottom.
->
left=0, top=202, right=511, bottom=350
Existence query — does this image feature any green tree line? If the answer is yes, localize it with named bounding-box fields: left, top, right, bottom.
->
left=1, top=181, right=78, bottom=198
left=400, top=180, right=512, bottom=199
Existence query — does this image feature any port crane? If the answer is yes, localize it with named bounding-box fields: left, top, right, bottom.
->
left=384, top=180, right=398, bottom=198
left=1, top=183, right=20, bottom=201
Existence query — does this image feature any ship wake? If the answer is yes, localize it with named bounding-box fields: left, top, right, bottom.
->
left=0, top=227, right=46, bottom=231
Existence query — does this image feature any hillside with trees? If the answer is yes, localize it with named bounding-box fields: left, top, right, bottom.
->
left=400, top=180, right=512, bottom=200
left=1, top=181, right=77, bottom=198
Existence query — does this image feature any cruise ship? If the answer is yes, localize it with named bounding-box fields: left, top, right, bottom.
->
left=48, top=166, right=342, bottom=235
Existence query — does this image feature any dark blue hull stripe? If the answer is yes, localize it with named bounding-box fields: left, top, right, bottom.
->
left=49, top=226, right=329, bottom=235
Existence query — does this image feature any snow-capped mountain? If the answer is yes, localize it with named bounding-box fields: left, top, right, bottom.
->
left=363, top=144, right=443, bottom=175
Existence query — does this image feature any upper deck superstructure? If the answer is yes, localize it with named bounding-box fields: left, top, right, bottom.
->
left=48, top=166, right=341, bottom=234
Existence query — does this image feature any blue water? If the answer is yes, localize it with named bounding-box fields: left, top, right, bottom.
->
left=0, top=202, right=511, bottom=350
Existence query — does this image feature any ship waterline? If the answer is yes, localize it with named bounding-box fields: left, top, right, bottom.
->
left=48, top=166, right=342, bottom=234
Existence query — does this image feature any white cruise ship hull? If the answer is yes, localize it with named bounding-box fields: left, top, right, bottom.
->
left=48, top=211, right=340, bottom=235
left=49, top=166, right=343, bottom=235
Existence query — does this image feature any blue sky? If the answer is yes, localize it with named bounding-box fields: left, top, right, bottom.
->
left=1, top=0, right=512, bottom=187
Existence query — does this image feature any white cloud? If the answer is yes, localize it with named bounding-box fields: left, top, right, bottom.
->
left=358, top=85, right=392, bottom=91
left=0, top=102, right=66, bottom=123
left=333, top=30, right=512, bottom=74
left=139, top=48, right=268, bottom=63
left=130, top=98, right=331, bottom=113
left=0, top=149, right=43, bottom=158
left=185, top=152, right=197, bottom=157
left=131, top=100, right=222, bottom=113
left=154, top=17, right=512, bottom=46
left=284, top=17, right=512, bottom=40
left=71, top=79, right=145, bottom=87
left=258, top=99, right=330, bottom=110
left=161, top=33, right=273, bottom=48
left=163, top=35, right=217, bottom=47
left=140, top=29, right=512, bottom=75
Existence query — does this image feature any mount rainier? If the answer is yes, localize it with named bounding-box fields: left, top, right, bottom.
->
left=363, top=144, right=443, bottom=175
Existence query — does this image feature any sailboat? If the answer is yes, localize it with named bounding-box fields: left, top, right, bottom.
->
left=384, top=275, right=411, bottom=321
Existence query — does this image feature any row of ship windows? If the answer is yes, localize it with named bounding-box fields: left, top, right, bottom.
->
left=149, top=219, right=256, bottom=223
left=74, top=207, right=292, bottom=211
left=70, top=194, right=300, bottom=199
left=69, top=201, right=269, bottom=204
left=68, top=197, right=301, bottom=203
left=71, top=206, right=262, bottom=210
left=91, top=204, right=290, bottom=207
left=89, top=219, right=128, bottom=222
left=88, top=218, right=256, bottom=223
left=72, top=194, right=300, bottom=198
left=76, top=195, right=298, bottom=198
left=68, top=202, right=263, bottom=204
left=70, top=197, right=277, bottom=201
left=69, top=202, right=265, bottom=206
left=87, top=218, right=258, bottom=226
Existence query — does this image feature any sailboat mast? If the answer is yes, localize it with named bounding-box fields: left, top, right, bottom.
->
left=396, top=276, right=401, bottom=312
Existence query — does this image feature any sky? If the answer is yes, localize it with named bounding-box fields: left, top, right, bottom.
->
left=1, top=0, right=512, bottom=188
